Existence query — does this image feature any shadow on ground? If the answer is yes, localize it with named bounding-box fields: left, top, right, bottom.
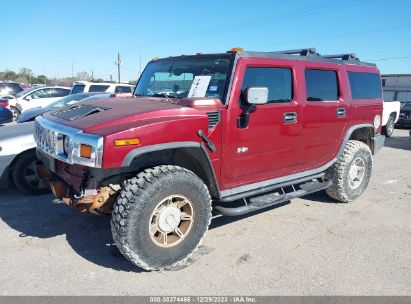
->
left=384, top=131, right=411, bottom=151
left=0, top=185, right=336, bottom=272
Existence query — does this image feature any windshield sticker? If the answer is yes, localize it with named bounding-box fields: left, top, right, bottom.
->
left=209, top=85, right=218, bottom=92
left=188, top=76, right=212, bottom=98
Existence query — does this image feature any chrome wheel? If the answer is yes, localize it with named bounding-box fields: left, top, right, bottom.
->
left=348, top=157, right=365, bottom=189
left=10, top=106, right=20, bottom=121
left=149, top=194, right=194, bottom=248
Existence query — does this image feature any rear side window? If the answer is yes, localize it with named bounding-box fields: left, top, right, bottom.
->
left=305, top=70, right=339, bottom=101
left=89, top=85, right=110, bottom=92
left=115, top=86, right=132, bottom=93
left=71, top=85, right=85, bottom=94
left=241, top=67, right=292, bottom=103
left=348, top=72, right=382, bottom=99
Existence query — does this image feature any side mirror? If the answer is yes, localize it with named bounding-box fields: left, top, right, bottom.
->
left=245, top=87, right=268, bottom=104
left=24, top=95, right=32, bottom=101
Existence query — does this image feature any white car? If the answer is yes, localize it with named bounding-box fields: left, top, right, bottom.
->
left=70, top=81, right=134, bottom=94
left=10, top=86, right=71, bottom=119
left=382, top=100, right=401, bottom=137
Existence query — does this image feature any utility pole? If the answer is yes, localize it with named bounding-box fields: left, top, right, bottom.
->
left=115, top=52, right=121, bottom=83
left=139, top=46, right=142, bottom=79
left=71, top=62, right=74, bottom=83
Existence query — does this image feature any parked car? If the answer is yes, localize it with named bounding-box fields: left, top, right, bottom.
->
left=0, top=122, right=47, bottom=194
left=17, top=92, right=103, bottom=123
left=0, top=98, right=9, bottom=108
left=0, top=106, right=13, bottom=124
left=9, top=86, right=70, bottom=119
left=0, top=81, right=24, bottom=98
left=0, top=92, right=129, bottom=194
left=396, top=101, right=411, bottom=128
left=70, top=81, right=134, bottom=94
left=382, top=100, right=401, bottom=137
left=34, top=48, right=384, bottom=271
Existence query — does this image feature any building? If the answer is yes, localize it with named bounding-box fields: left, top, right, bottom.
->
left=381, top=74, right=411, bottom=102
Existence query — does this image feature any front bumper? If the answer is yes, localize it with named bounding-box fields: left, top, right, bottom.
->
left=372, top=134, right=385, bottom=155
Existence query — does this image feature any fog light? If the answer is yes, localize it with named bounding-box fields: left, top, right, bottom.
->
left=374, top=115, right=381, bottom=129
left=80, top=144, right=92, bottom=158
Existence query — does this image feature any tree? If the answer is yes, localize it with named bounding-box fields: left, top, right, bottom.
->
left=19, top=68, right=33, bottom=79
left=4, top=70, right=17, bottom=81
left=36, top=75, right=47, bottom=84
left=76, top=71, right=90, bottom=81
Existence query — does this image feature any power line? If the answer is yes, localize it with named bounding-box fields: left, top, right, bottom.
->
left=367, top=56, right=411, bottom=62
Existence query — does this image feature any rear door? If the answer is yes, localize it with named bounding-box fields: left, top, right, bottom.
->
left=301, top=65, right=349, bottom=169
left=221, top=58, right=303, bottom=189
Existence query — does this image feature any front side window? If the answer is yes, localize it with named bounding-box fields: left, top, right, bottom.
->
left=135, top=54, right=234, bottom=102
left=51, top=88, right=70, bottom=98
left=305, top=69, right=339, bottom=101
left=241, top=67, right=292, bottom=103
left=89, top=85, right=110, bottom=92
left=30, top=89, right=51, bottom=99
left=348, top=72, right=382, bottom=99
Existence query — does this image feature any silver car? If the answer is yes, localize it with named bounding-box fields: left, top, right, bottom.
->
left=0, top=122, right=48, bottom=194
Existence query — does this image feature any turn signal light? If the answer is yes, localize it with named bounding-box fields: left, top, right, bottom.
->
left=114, top=138, right=141, bottom=147
left=80, top=144, right=93, bottom=158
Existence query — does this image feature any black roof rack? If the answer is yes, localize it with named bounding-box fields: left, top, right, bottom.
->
left=322, top=53, right=359, bottom=62
left=274, top=48, right=319, bottom=56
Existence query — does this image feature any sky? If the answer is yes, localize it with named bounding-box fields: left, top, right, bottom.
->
left=1, top=0, right=410, bottom=81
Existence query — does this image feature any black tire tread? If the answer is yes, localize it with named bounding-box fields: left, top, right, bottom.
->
left=325, top=140, right=372, bottom=203
left=110, top=165, right=212, bottom=271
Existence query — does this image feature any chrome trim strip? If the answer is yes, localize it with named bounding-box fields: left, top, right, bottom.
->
left=220, top=124, right=374, bottom=198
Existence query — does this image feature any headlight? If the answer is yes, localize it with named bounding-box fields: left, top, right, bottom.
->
left=63, top=135, right=72, bottom=156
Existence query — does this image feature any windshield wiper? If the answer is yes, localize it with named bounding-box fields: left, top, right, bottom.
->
left=152, top=93, right=182, bottom=104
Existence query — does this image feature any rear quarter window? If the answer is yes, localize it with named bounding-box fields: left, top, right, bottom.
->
left=71, top=85, right=85, bottom=94
left=348, top=72, right=382, bottom=99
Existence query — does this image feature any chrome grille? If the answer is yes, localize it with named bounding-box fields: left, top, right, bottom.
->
left=34, top=121, right=56, bottom=154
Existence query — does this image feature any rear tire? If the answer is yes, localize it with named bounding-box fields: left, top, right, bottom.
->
left=12, top=151, right=49, bottom=195
left=383, top=115, right=395, bottom=137
left=111, top=165, right=212, bottom=271
left=325, top=140, right=372, bottom=203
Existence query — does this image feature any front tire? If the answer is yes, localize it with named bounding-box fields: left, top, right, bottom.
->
left=111, top=165, right=212, bottom=271
left=383, top=115, right=395, bottom=137
left=10, top=106, right=21, bottom=121
left=325, top=140, right=373, bottom=203
left=12, top=151, right=49, bottom=195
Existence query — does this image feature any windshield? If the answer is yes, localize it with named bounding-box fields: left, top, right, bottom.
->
left=134, top=54, right=234, bottom=102
left=15, top=87, right=39, bottom=98
left=44, top=93, right=90, bottom=109
left=402, top=101, right=411, bottom=108
left=71, top=84, right=85, bottom=94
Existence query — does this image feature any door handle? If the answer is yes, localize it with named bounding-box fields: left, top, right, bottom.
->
left=336, top=108, right=346, bottom=118
left=283, top=112, right=297, bottom=123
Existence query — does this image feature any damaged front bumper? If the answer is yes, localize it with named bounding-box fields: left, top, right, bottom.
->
left=36, top=160, right=118, bottom=214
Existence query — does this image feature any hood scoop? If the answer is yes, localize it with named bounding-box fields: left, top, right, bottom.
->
left=51, top=104, right=111, bottom=121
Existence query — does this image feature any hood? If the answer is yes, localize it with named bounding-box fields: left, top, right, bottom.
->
left=17, top=107, right=47, bottom=123
left=0, top=121, right=34, bottom=139
left=43, top=97, right=206, bottom=134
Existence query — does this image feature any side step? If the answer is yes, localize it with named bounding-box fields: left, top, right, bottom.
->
left=214, top=177, right=332, bottom=217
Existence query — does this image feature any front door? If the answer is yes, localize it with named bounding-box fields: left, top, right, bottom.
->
left=221, top=59, right=303, bottom=190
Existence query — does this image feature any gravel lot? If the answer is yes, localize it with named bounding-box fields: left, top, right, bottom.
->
left=0, top=129, right=410, bottom=296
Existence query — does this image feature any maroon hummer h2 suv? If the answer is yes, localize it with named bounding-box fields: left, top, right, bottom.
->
left=34, top=48, right=385, bottom=270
